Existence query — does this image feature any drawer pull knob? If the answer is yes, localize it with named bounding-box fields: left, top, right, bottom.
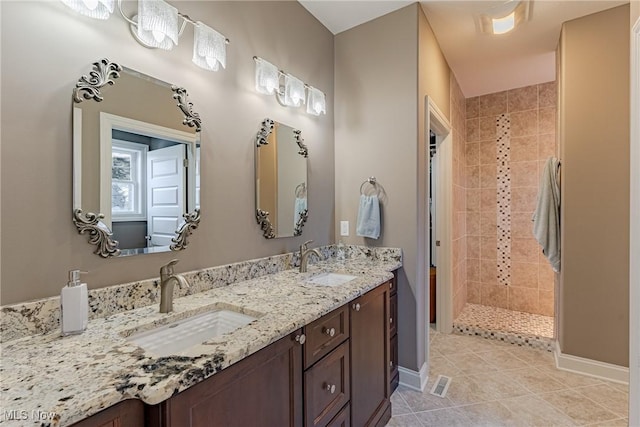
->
left=295, top=334, right=306, bottom=345
left=325, top=383, right=336, bottom=394
left=389, top=317, right=393, bottom=324
left=390, top=361, right=393, bottom=367
left=324, top=327, right=336, bottom=337
left=352, top=303, right=361, bottom=312
left=390, top=282, right=393, bottom=289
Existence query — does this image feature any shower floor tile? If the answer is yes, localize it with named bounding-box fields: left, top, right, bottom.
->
left=453, top=303, right=554, bottom=351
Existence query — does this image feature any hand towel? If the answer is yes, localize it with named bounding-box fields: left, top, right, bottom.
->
left=532, top=157, right=561, bottom=272
left=294, top=197, right=307, bottom=227
left=356, top=194, right=381, bottom=239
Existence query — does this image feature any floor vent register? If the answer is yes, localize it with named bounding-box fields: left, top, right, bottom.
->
left=429, top=375, right=452, bottom=398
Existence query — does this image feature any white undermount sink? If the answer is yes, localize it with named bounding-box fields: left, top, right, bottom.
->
left=306, top=272, right=358, bottom=287
left=126, top=309, right=257, bottom=357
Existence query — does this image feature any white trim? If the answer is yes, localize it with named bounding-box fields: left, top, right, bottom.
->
left=398, top=362, right=429, bottom=392
left=425, top=96, right=453, bottom=335
left=554, top=341, right=629, bottom=385
left=111, top=140, right=148, bottom=222
left=72, top=107, right=83, bottom=209
left=629, top=15, right=640, bottom=427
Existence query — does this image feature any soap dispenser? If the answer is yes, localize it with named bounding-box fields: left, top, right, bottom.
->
left=60, top=270, right=88, bottom=336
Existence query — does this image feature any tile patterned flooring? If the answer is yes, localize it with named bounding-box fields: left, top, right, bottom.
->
left=453, top=304, right=555, bottom=351
left=387, top=329, right=629, bottom=426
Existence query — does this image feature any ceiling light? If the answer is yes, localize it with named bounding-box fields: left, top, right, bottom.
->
left=478, top=0, right=531, bottom=35
left=492, top=12, right=515, bottom=35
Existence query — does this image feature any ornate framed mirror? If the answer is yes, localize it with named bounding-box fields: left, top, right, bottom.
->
left=255, top=118, right=308, bottom=239
left=72, top=59, right=201, bottom=257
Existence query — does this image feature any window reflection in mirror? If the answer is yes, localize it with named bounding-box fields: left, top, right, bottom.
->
left=72, top=61, right=201, bottom=257
left=107, top=129, right=199, bottom=251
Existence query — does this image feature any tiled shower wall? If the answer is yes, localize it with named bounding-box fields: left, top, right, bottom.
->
left=464, top=82, right=557, bottom=316
left=451, top=75, right=467, bottom=319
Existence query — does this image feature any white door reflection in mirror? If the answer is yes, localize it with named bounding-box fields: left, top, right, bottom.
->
left=99, top=113, right=196, bottom=252
left=147, top=144, right=185, bottom=247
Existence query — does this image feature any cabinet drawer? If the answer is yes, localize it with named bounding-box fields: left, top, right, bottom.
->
left=304, top=341, right=350, bottom=427
left=389, top=293, right=397, bottom=338
left=389, top=273, right=397, bottom=296
left=327, top=404, right=350, bottom=427
left=304, top=305, right=349, bottom=369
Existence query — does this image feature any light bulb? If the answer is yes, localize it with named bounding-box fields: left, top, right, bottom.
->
left=82, top=0, right=99, bottom=10
left=152, top=30, right=166, bottom=43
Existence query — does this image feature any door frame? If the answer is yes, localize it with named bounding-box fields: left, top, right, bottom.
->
left=425, top=97, right=453, bottom=335
left=629, top=15, right=639, bottom=426
left=99, top=112, right=196, bottom=226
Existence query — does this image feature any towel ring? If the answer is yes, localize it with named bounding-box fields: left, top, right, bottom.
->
left=360, top=177, right=377, bottom=195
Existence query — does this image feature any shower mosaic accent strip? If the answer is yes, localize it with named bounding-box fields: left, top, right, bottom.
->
left=496, top=114, right=511, bottom=286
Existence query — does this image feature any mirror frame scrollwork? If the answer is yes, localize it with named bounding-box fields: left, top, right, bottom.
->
left=72, top=58, right=202, bottom=257
left=254, top=118, right=308, bottom=239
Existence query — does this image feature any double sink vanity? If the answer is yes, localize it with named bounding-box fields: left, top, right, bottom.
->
left=0, top=245, right=402, bottom=426
left=0, top=60, right=402, bottom=426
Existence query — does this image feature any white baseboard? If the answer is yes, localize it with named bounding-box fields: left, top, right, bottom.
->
left=398, top=362, right=429, bottom=392
left=554, top=341, right=629, bottom=384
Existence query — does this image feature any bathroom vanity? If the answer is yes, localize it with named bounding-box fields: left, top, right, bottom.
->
left=0, top=246, right=402, bottom=427
left=73, top=281, right=391, bottom=427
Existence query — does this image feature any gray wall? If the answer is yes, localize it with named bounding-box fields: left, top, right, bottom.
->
left=0, top=1, right=334, bottom=304
left=335, top=4, right=421, bottom=371
left=558, top=5, right=630, bottom=366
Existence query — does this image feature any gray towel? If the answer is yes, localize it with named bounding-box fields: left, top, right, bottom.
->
left=532, top=157, right=561, bottom=272
left=356, top=194, right=380, bottom=239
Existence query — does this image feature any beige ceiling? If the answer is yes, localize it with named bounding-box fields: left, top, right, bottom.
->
left=298, top=0, right=629, bottom=96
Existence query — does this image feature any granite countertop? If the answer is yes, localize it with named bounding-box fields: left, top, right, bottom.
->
left=0, top=256, right=401, bottom=426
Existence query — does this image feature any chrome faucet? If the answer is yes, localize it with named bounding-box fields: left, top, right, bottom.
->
left=299, top=240, right=321, bottom=273
left=159, top=259, right=189, bottom=313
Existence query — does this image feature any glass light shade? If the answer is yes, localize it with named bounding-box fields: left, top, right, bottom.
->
left=192, top=22, right=227, bottom=71
left=306, top=86, right=326, bottom=116
left=137, top=0, right=179, bottom=50
left=255, top=58, right=279, bottom=95
left=60, top=0, right=114, bottom=19
left=492, top=12, right=515, bottom=34
left=283, top=74, right=305, bottom=107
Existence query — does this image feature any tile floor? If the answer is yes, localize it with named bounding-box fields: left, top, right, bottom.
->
left=387, top=329, right=629, bottom=426
left=453, top=304, right=555, bottom=351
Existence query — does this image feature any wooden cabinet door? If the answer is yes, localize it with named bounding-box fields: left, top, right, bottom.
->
left=70, top=400, right=144, bottom=427
left=350, top=284, right=390, bottom=427
left=151, top=331, right=304, bottom=427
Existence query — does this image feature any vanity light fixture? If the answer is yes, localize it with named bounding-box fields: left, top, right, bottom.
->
left=253, top=56, right=326, bottom=115
left=306, top=86, right=326, bottom=116
left=134, top=0, right=179, bottom=50
left=254, top=57, right=280, bottom=95
left=60, top=0, right=114, bottom=20
left=283, top=74, right=306, bottom=107
left=192, top=21, right=227, bottom=71
left=60, top=0, right=229, bottom=70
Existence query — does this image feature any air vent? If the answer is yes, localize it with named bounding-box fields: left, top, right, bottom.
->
left=429, top=375, right=452, bottom=398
